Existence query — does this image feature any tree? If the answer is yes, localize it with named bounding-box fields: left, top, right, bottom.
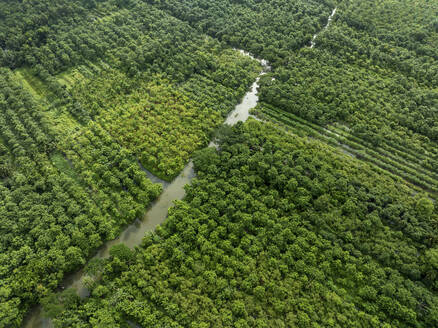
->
left=423, top=248, right=438, bottom=288
left=109, top=244, right=135, bottom=264
left=41, top=289, right=80, bottom=319
left=416, top=197, right=434, bottom=220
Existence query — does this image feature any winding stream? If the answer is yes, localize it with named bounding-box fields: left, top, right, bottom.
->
left=23, top=50, right=270, bottom=328
left=310, top=7, right=337, bottom=48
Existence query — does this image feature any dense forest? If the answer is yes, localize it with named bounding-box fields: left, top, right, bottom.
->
left=1, top=0, right=438, bottom=327
left=49, top=121, right=438, bottom=327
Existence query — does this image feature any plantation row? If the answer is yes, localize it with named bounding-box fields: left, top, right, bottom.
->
left=320, top=0, right=438, bottom=87
left=1, top=0, right=437, bottom=326
left=50, top=121, right=438, bottom=327
left=64, top=51, right=259, bottom=179
left=259, top=48, right=438, bottom=152
left=6, top=0, right=262, bottom=179
left=254, top=103, right=438, bottom=196
left=59, top=122, right=163, bottom=228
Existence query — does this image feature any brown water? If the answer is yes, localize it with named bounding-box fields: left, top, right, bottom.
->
left=23, top=50, right=270, bottom=328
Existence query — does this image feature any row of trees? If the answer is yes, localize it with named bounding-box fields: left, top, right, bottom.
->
left=2, top=0, right=262, bottom=180
left=334, top=0, right=438, bottom=86
left=67, top=54, right=259, bottom=179
left=0, top=68, right=162, bottom=326
left=254, top=103, right=438, bottom=195
left=259, top=47, right=438, bottom=150
left=1, top=0, right=437, bottom=325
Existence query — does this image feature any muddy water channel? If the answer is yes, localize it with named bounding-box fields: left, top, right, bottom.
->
left=23, top=50, right=270, bottom=328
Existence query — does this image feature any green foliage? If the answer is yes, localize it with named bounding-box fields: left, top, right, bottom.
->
left=0, top=47, right=162, bottom=326
left=144, top=0, right=335, bottom=65
left=0, top=1, right=261, bottom=324
left=52, top=121, right=438, bottom=327
left=41, top=289, right=80, bottom=319
left=417, top=197, right=435, bottom=220
left=66, top=59, right=258, bottom=179
left=109, top=244, right=135, bottom=264
left=1, top=0, right=437, bottom=326
left=424, top=248, right=438, bottom=289
left=2, top=0, right=261, bottom=180
left=142, top=0, right=438, bottom=194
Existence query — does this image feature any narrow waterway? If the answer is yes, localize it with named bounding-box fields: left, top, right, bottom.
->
left=23, top=50, right=270, bottom=328
left=310, top=7, right=337, bottom=48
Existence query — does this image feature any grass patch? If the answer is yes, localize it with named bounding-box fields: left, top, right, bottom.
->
left=15, top=68, right=56, bottom=100
left=51, top=152, right=80, bottom=181
left=14, top=68, right=83, bottom=137
left=57, top=67, right=87, bottom=88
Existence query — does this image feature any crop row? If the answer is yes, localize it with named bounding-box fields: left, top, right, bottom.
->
left=257, top=104, right=438, bottom=196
